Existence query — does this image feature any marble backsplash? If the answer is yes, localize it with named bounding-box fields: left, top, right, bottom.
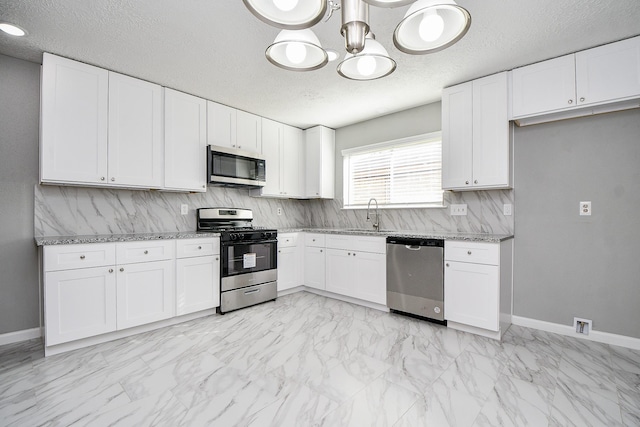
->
left=34, top=185, right=514, bottom=237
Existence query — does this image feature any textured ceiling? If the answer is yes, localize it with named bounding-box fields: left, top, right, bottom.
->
left=0, top=0, right=639, bottom=129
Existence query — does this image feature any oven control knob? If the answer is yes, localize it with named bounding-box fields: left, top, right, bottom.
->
left=266, top=232, right=272, bottom=238
left=230, top=233, right=237, bottom=241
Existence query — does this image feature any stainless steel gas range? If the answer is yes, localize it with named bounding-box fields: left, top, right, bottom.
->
left=197, top=208, right=277, bottom=314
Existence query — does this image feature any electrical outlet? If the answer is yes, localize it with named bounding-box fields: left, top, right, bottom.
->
left=180, top=204, right=188, bottom=215
left=277, top=207, right=282, bottom=216
left=450, top=204, right=467, bottom=216
left=580, top=201, right=591, bottom=216
left=574, top=317, right=592, bottom=335
left=503, top=204, right=513, bottom=216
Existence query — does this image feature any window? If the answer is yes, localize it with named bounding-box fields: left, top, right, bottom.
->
left=343, top=132, right=443, bottom=209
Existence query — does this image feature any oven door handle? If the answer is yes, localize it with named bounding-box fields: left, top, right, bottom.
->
left=244, top=288, right=261, bottom=295
left=222, top=239, right=278, bottom=246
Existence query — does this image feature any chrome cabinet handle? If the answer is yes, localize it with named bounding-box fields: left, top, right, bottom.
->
left=446, top=263, right=450, bottom=267
left=580, top=97, right=585, bottom=102
left=474, top=180, right=478, bottom=184
left=111, top=177, right=115, bottom=182
left=467, top=250, right=472, bottom=255
left=144, top=250, right=148, bottom=254
left=347, top=252, right=351, bottom=256
left=80, top=255, right=85, bottom=260
left=215, top=257, right=219, bottom=260
left=320, top=249, right=323, bottom=253
left=120, top=268, right=124, bottom=272
left=198, top=246, right=202, bottom=250
left=465, top=180, right=469, bottom=185
left=108, top=268, right=113, bottom=273
left=568, top=99, right=573, bottom=104
left=100, top=177, right=105, bottom=181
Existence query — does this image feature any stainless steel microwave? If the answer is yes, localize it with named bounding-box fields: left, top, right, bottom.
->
left=207, top=145, right=266, bottom=188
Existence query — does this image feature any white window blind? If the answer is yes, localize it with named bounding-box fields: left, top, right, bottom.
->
left=343, top=133, right=443, bottom=209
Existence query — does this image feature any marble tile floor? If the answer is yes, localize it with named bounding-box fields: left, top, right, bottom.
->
left=1, top=292, right=639, bottom=427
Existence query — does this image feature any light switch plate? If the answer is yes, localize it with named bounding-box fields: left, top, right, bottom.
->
left=503, top=204, right=512, bottom=216
left=580, top=201, right=591, bottom=216
left=450, top=204, right=467, bottom=216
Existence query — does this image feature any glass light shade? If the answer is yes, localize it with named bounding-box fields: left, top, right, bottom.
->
left=266, top=29, right=328, bottom=71
left=0, top=22, right=27, bottom=36
left=243, top=0, right=327, bottom=30
left=362, top=0, right=416, bottom=7
left=393, top=0, right=471, bottom=54
left=337, top=37, right=396, bottom=81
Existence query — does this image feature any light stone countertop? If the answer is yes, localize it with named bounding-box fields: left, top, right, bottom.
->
left=279, top=228, right=514, bottom=243
left=35, top=231, right=220, bottom=246
left=35, top=228, right=513, bottom=246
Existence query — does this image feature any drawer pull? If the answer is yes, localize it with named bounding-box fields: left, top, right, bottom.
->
left=244, top=289, right=261, bottom=295
left=108, top=268, right=113, bottom=273
left=467, top=251, right=472, bottom=255
left=446, top=263, right=449, bottom=267
left=198, top=246, right=202, bottom=250
left=120, top=268, right=124, bottom=272
left=320, top=249, right=323, bottom=253
left=465, top=180, right=469, bottom=185
left=144, top=250, right=148, bottom=254
left=80, top=255, right=85, bottom=260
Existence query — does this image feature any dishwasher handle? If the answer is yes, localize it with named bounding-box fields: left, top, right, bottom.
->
left=405, top=245, right=421, bottom=250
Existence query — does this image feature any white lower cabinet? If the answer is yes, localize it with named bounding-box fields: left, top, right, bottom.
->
left=304, top=233, right=326, bottom=290
left=176, top=237, right=220, bottom=315
left=277, top=233, right=302, bottom=291
left=324, top=235, right=386, bottom=305
left=44, top=266, right=117, bottom=346
left=444, top=239, right=513, bottom=338
left=116, top=259, right=174, bottom=329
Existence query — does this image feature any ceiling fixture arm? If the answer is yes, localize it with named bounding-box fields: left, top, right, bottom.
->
left=341, top=0, right=370, bottom=54
left=324, top=0, right=342, bottom=22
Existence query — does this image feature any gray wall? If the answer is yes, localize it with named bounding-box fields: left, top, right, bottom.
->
left=513, top=109, right=640, bottom=338
left=0, top=54, right=41, bottom=334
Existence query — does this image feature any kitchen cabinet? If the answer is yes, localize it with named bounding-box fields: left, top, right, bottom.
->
left=254, top=118, right=304, bottom=198
left=304, top=233, right=326, bottom=290
left=43, top=242, right=117, bottom=346
left=511, top=36, right=640, bottom=123
left=115, top=240, right=175, bottom=330
left=41, top=53, right=164, bottom=189
left=164, top=88, right=207, bottom=192
left=277, top=233, right=302, bottom=292
left=40, top=53, right=109, bottom=185
left=207, top=101, right=262, bottom=153
left=442, top=72, right=511, bottom=191
left=325, top=235, right=386, bottom=305
left=176, top=238, right=220, bottom=315
left=304, top=126, right=335, bottom=199
left=444, top=239, right=513, bottom=339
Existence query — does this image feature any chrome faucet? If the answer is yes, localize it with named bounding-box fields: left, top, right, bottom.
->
left=366, top=198, right=379, bottom=231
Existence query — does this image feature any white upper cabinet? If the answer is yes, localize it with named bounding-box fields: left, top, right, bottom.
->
left=164, top=89, right=207, bottom=192
left=575, top=36, right=640, bottom=106
left=207, top=102, right=262, bottom=154
left=254, top=118, right=303, bottom=198
left=108, top=72, right=163, bottom=188
left=236, top=110, right=262, bottom=153
left=304, top=126, right=335, bottom=199
left=41, top=53, right=109, bottom=185
left=511, top=36, right=640, bottom=123
left=511, top=54, right=576, bottom=117
left=442, top=72, right=510, bottom=191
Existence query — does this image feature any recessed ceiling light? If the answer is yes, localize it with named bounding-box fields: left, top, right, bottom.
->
left=0, top=22, right=27, bottom=37
left=326, top=49, right=339, bottom=62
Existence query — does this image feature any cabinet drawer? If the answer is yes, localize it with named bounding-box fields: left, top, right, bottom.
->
left=325, top=234, right=386, bottom=254
left=278, top=233, right=298, bottom=248
left=116, top=240, right=174, bottom=264
left=44, top=243, right=116, bottom=272
left=304, top=233, right=325, bottom=247
left=445, top=241, right=500, bottom=265
left=176, top=237, right=219, bottom=258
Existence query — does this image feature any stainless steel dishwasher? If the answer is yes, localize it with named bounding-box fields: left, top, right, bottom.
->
left=386, top=237, right=445, bottom=323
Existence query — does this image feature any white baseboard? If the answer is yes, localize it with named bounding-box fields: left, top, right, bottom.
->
left=0, top=327, right=42, bottom=346
left=512, top=315, right=640, bottom=350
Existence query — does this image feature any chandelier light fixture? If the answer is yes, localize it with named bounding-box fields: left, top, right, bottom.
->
left=242, top=0, right=471, bottom=80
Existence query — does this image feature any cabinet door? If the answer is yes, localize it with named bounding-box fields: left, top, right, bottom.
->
left=116, top=260, right=174, bottom=330
left=352, top=251, right=386, bottom=305
left=108, top=72, right=163, bottom=188
left=45, top=266, right=116, bottom=346
left=176, top=255, right=220, bottom=315
left=442, top=82, right=473, bottom=190
left=260, top=118, right=282, bottom=197
left=236, top=111, right=262, bottom=153
left=325, top=248, right=353, bottom=297
left=40, top=53, right=108, bottom=184
left=277, top=246, right=300, bottom=291
left=472, top=72, right=510, bottom=188
left=305, top=126, right=335, bottom=199
left=511, top=54, right=576, bottom=117
left=282, top=125, right=304, bottom=197
left=164, top=89, right=207, bottom=192
left=304, top=246, right=325, bottom=290
left=207, top=101, right=236, bottom=149
left=444, top=261, right=499, bottom=331
left=576, top=36, right=640, bottom=106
